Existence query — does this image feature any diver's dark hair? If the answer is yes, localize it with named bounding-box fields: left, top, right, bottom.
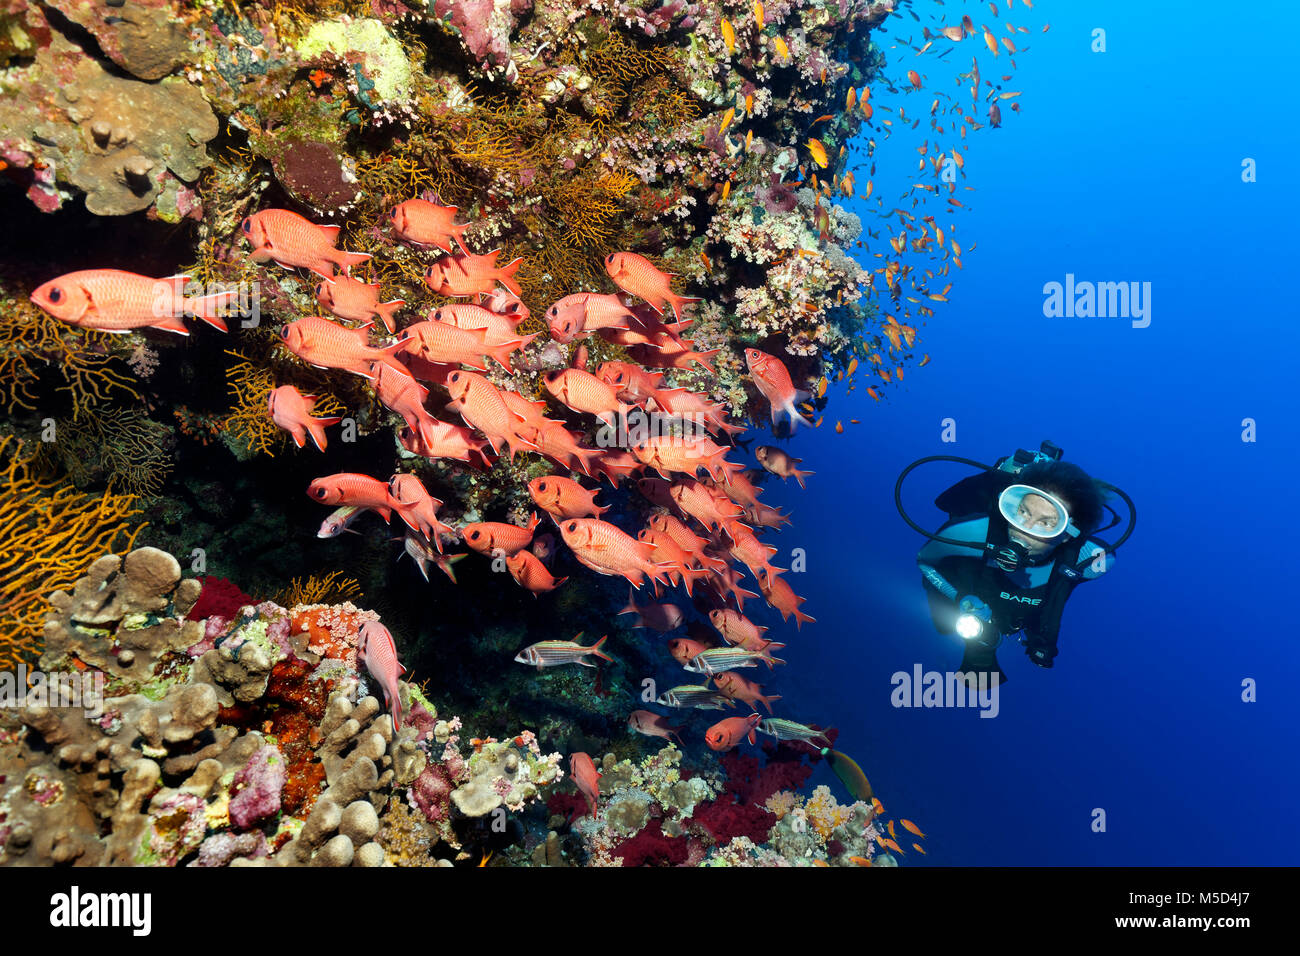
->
left=1017, top=461, right=1108, bottom=533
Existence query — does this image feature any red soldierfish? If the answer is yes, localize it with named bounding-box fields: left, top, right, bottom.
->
left=315, top=275, right=404, bottom=333
left=400, top=318, right=523, bottom=373
left=704, top=713, right=762, bottom=751
left=389, top=198, right=471, bottom=255
left=424, top=250, right=524, bottom=298
left=30, top=270, right=233, bottom=335
left=557, top=518, right=674, bottom=590
left=603, top=251, right=702, bottom=321
left=281, top=316, right=408, bottom=379
left=388, top=473, right=453, bottom=547
left=542, top=367, right=632, bottom=428
left=628, top=710, right=683, bottom=744
left=712, top=671, right=782, bottom=714
left=745, top=348, right=813, bottom=431
left=569, top=751, right=601, bottom=815
left=358, top=621, right=406, bottom=730
left=461, top=512, right=540, bottom=557
left=527, top=475, right=609, bottom=521
left=506, top=549, right=568, bottom=593
left=756, top=566, right=816, bottom=629
left=267, top=385, right=342, bottom=451
left=242, top=208, right=371, bottom=279
left=755, top=445, right=815, bottom=488
left=307, top=473, right=395, bottom=522
left=618, top=588, right=685, bottom=632
left=443, top=370, right=536, bottom=460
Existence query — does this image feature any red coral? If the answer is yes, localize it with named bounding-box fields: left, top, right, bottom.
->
left=613, top=819, right=688, bottom=867
left=546, top=791, right=590, bottom=825
left=719, top=746, right=814, bottom=807
left=690, top=798, right=775, bottom=845
left=186, top=577, right=255, bottom=622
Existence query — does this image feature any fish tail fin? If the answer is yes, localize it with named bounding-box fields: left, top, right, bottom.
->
left=794, top=468, right=815, bottom=489
left=306, top=417, right=342, bottom=451
left=794, top=608, right=816, bottom=629
left=525, top=511, right=540, bottom=534
left=762, top=694, right=782, bottom=713
left=618, top=587, right=641, bottom=621
left=667, top=293, right=704, bottom=322
left=497, top=256, right=525, bottom=297
left=375, top=300, right=405, bottom=333
left=333, top=249, right=372, bottom=276
left=785, top=400, right=815, bottom=431
left=590, top=634, right=614, bottom=663
left=570, top=445, right=602, bottom=477
left=186, top=291, right=237, bottom=332
left=488, top=338, right=523, bottom=373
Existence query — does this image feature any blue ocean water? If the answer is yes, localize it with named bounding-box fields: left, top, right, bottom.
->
left=743, top=0, right=1299, bottom=864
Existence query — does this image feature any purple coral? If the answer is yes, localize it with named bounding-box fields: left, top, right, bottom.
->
left=229, top=746, right=288, bottom=829
left=410, top=763, right=454, bottom=824
left=189, top=831, right=269, bottom=867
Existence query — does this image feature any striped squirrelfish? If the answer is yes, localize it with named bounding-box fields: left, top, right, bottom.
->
left=317, top=505, right=365, bottom=539
left=268, top=385, right=342, bottom=452
left=657, top=684, right=736, bottom=710
left=401, top=531, right=466, bottom=584
left=704, top=713, right=761, bottom=751
left=745, top=348, right=814, bottom=431
left=558, top=517, right=674, bottom=590
left=242, top=208, right=371, bottom=279
left=461, top=512, right=540, bottom=557
left=358, top=621, right=405, bottom=730
left=505, top=549, right=568, bottom=593
left=424, top=250, right=523, bottom=298
left=30, top=270, right=234, bottom=335
left=443, top=369, right=536, bottom=461
left=389, top=198, right=471, bottom=255
left=514, top=633, right=613, bottom=669
left=757, top=718, right=832, bottom=747
left=307, top=473, right=395, bottom=522
left=315, top=275, right=404, bottom=333
left=684, top=647, right=771, bottom=675
left=603, top=251, right=702, bottom=322
left=280, top=316, right=409, bottom=380
left=528, top=475, right=609, bottom=520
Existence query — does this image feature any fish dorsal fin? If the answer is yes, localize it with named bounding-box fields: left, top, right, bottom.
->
left=317, top=224, right=342, bottom=237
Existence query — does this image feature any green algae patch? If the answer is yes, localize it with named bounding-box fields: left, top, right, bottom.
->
left=297, top=19, right=412, bottom=104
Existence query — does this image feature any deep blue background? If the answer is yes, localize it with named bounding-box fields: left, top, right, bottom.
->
left=734, top=0, right=1299, bottom=864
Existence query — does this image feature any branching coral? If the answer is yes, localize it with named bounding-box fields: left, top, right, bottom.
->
left=223, top=350, right=349, bottom=458
left=0, top=437, right=145, bottom=669
left=273, top=571, right=362, bottom=609
left=36, top=408, right=174, bottom=498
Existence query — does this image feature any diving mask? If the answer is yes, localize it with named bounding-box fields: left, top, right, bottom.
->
left=998, top=484, right=1074, bottom=542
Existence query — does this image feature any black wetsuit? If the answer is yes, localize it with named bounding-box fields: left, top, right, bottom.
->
left=917, top=515, right=1112, bottom=683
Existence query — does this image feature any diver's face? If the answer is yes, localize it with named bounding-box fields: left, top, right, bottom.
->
left=1009, top=493, right=1065, bottom=553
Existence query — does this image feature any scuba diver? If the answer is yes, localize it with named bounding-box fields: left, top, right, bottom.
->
left=895, top=441, right=1136, bottom=684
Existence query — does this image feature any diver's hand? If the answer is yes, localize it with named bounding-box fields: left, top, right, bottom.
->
left=1020, top=636, right=1057, bottom=668
left=958, top=595, right=992, bottom=622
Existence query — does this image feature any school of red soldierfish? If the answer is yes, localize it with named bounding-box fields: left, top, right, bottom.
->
left=30, top=200, right=830, bottom=774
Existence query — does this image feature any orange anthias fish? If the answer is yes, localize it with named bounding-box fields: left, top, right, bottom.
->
left=30, top=270, right=233, bottom=335
left=281, top=316, right=409, bottom=380
left=461, top=513, right=540, bottom=557
left=705, top=713, right=761, bottom=751
left=315, top=275, right=404, bottom=333
left=242, top=208, right=371, bottom=279
left=424, top=250, right=523, bottom=298
left=901, top=819, right=927, bottom=839
left=358, top=621, right=405, bottom=730
left=389, top=198, right=471, bottom=255
left=745, top=348, right=813, bottom=431
left=505, top=549, right=568, bottom=593
left=603, top=252, right=702, bottom=322
left=267, top=385, right=342, bottom=451
left=569, top=752, right=602, bottom=816
left=528, top=475, right=609, bottom=521
left=307, top=473, right=395, bottom=522
left=558, top=517, right=673, bottom=590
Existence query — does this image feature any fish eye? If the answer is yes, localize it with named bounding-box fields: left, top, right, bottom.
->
left=449, top=372, right=460, bottom=382
left=565, top=522, right=576, bottom=532
left=313, top=487, right=327, bottom=499
left=470, top=530, right=480, bottom=540
left=433, top=309, right=443, bottom=321
left=605, top=254, right=615, bottom=265
left=48, top=287, right=62, bottom=302
left=538, top=481, right=547, bottom=491
left=241, top=218, right=251, bottom=234
left=390, top=208, right=398, bottom=219
left=280, top=326, right=290, bottom=339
